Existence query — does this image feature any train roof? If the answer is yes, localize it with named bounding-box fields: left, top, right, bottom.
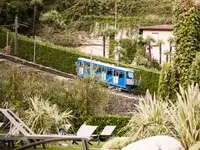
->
left=78, top=57, right=135, bottom=72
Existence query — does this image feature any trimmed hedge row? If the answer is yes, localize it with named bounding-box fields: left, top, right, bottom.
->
left=0, top=28, right=160, bottom=94
left=86, top=115, right=130, bottom=137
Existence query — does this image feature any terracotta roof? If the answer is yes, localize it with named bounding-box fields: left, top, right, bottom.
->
left=139, top=25, right=173, bottom=31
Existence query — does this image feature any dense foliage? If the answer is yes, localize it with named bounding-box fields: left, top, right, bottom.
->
left=119, top=38, right=137, bottom=64
left=0, top=0, right=174, bottom=41
left=124, top=83, right=200, bottom=149
left=189, top=52, right=200, bottom=85
left=23, top=96, right=73, bottom=134
left=0, top=28, right=160, bottom=94
left=125, top=90, right=173, bottom=141
left=0, top=61, right=131, bottom=136
left=158, top=4, right=200, bottom=99
left=0, top=58, right=131, bottom=142
left=174, top=6, right=200, bottom=88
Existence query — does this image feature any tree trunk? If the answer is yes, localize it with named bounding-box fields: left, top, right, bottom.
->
left=166, top=54, right=169, bottom=62
left=159, top=44, right=162, bottom=64
left=169, top=42, right=172, bottom=63
left=149, top=42, right=152, bottom=67
left=103, top=36, right=106, bottom=57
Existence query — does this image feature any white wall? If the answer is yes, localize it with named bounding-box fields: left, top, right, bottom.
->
left=142, top=30, right=175, bottom=63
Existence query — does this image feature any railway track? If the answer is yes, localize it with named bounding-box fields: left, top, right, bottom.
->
left=0, top=53, right=75, bottom=79
left=0, top=53, right=140, bottom=98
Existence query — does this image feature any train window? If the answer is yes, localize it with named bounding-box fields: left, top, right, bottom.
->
left=114, top=70, right=118, bottom=76
left=80, top=61, right=84, bottom=67
left=91, top=64, right=95, bottom=70
left=107, top=69, right=112, bottom=75
left=102, top=67, right=106, bottom=72
left=119, top=72, right=124, bottom=78
left=128, top=72, right=134, bottom=78
left=84, top=63, right=90, bottom=69
left=96, top=66, right=101, bottom=72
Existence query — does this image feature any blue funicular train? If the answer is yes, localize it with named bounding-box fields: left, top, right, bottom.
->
left=77, top=57, right=141, bottom=90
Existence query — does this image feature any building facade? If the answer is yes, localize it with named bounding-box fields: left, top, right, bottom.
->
left=139, top=25, right=175, bottom=63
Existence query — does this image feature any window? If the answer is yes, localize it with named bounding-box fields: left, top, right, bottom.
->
left=152, top=33, right=159, bottom=42
left=107, top=69, right=112, bottom=75
left=80, top=61, right=84, bottom=67
left=119, top=72, right=124, bottom=78
left=96, top=66, right=102, bottom=72
left=114, top=70, right=118, bottom=76
left=84, top=63, right=90, bottom=69
left=102, top=67, right=106, bottom=72
left=128, top=72, right=134, bottom=78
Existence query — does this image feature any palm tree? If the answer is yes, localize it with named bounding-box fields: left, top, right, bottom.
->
left=167, top=36, right=175, bottom=63
left=164, top=50, right=170, bottom=62
left=145, top=35, right=155, bottom=67
left=93, top=23, right=108, bottom=57
left=30, top=0, right=43, bottom=39
left=156, top=39, right=165, bottom=64
left=93, top=23, right=117, bottom=57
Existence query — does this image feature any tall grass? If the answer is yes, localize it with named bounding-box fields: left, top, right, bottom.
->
left=23, top=96, right=73, bottom=134
left=122, top=83, right=200, bottom=150
left=168, top=84, right=200, bottom=149
left=124, top=90, right=173, bottom=141
left=102, top=137, right=132, bottom=150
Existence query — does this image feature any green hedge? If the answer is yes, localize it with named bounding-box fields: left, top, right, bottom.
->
left=0, top=28, right=160, bottom=94
left=86, top=115, right=130, bottom=137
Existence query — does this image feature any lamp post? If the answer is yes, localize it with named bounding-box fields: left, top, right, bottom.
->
left=14, top=14, right=19, bottom=56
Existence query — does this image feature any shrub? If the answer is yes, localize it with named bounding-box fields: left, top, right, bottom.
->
left=63, top=77, right=109, bottom=130
left=151, top=59, right=161, bottom=70
left=167, top=83, right=200, bottom=149
left=124, top=90, right=173, bottom=141
left=158, top=63, right=177, bottom=101
left=23, top=96, right=73, bottom=134
left=159, top=6, right=200, bottom=99
left=190, top=52, right=200, bottom=85
left=119, top=38, right=137, bottom=64
left=124, top=83, right=200, bottom=150
left=134, top=56, right=148, bottom=66
left=0, top=62, right=110, bottom=133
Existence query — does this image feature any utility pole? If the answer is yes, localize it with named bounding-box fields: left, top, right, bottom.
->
left=6, top=31, right=9, bottom=48
left=114, top=0, right=117, bottom=29
left=33, top=5, right=37, bottom=40
left=33, top=39, right=36, bottom=63
left=14, top=14, right=19, bottom=56
left=90, top=49, right=93, bottom=77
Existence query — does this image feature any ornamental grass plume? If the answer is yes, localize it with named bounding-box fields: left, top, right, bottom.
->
left=23, top=96, right=73, bottom=134
left=168, top=83, right=200, bottom=149
left=124, top=90, right=173, bottom=141
left=102, top=137, right=132, bottom=150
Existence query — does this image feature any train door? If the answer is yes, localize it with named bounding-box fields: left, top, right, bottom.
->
left=84, top=62, right=90, bottom=76
left=118, top=71, right=125, bottom=87
left=94, top=65, right=101, bottom=80
left=78, top=61, right=84, bottom=76
left=106, top=68, right=113, bottom=84
left=102, top=66, right=106, bottom=81
left=113, top=69, right=118, bottom=84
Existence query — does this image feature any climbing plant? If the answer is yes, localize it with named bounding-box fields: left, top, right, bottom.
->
left=158, top=63, right=177, bottom=101
left=173, top=6, right=200, bottom=88
left=189, top=52, right=200, bottom=85
left=158, top=3, right=200, bottom=100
